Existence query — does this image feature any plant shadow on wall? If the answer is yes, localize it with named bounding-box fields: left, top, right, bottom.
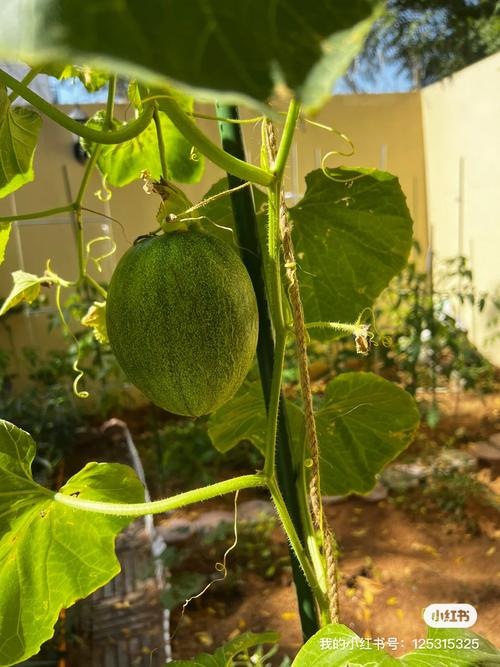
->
left=0, top=3, right=499, bottom=666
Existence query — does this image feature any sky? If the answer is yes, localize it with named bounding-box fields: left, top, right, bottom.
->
left=53, top=63, right=413, bottom=104
left=335, top=61, right=412, bottom=95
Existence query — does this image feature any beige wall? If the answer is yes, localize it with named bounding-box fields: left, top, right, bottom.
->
left=421, top=52, right=500, bottom=364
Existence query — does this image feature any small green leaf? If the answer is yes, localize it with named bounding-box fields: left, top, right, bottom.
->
left=0, top=87, right=41, bottom=199
left=0, top=1, right=381, bottom=112
left=292, top=624, right=398, bottom=666
left=81, top=301, right=108, bottom=343
left=169, top=631, right=279, bottom=667
left=289, top=168, right=413, bottom=338
left=0, top=420, right=144, bottom=666
left=316, top=372, right=419, bottom=496
left=82, top=91, right=204, bottom=187
left=208, top=381, right=267, bottom=454
left=0, top=270, right=44, bottom=316
left=0, top=222, right=11, bottom=265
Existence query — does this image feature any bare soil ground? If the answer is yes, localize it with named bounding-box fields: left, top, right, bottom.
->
left=169, top=392, right=500, bottom=662
left=168, top=494, right=499, bottom=662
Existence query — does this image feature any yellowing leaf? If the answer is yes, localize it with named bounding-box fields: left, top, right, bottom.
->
left=0, top=265, right=69, bottom=317
left=0, top=270, right=44, bottom=316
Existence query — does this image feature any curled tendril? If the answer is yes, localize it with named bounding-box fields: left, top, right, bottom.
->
left=306, top=118, right=369, bottom=186
left=72, top=360, right=89, bottom=399
left=172, top=490, right=240, bottom=639
left=94, top=173, right=112, bottom=202
left=55, top=284, right=89, bottom=399
left=355, top=307, right=393, bottom=350
left=85, top=235, right=117, bottom=273
left=189, top=146, right=199, bottom=162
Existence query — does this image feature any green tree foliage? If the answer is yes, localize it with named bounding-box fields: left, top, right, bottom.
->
left=350, top=0, right=500, bottom=87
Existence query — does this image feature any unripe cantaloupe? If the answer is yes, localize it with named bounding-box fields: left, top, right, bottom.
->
left=106, top=231, right=258, bottom=416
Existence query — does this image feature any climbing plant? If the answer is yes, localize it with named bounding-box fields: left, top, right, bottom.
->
left=0, top=1, right=497, bottom=665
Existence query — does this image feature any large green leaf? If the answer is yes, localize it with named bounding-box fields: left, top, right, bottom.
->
left=83, top=105, right=204, bottom=186
left=170, top=631, right=279, bottom=667
left=289, top=168, right=413, bottom=336
left=291, top=625, right=500, bottom=666
left=0, top=420, right=144, bottom=666
left=0, top=87, right=41, bottom=199
left=0, top=1, right=381, bottom=111
left=208, top=373, right=418, bottom=497
left=316, top=372, right=419, bottom=496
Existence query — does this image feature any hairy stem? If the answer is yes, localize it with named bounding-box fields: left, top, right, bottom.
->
left=272, top=97, right=300, bottom=177
left=159, top=89, right=273, bottom=187
left=105, top=75, right=117, bottom=127
left=268, top=477, right=329, bottom=616
left=75, top=208, right=85, bottom=282
left=263, top=331, right=285, bottom=477
left=0, top=68, right=155, bottom=145
left=153, top=106, right=169, bottom=179
left=0, top=205, right=74, bottom=223
left=75, top=147, right=101, bottom=207
left=54, top=474, right=266, bottom=516
left=265, top=109, right=340, bottom=624
left=86, top=274, right=107, bottom=299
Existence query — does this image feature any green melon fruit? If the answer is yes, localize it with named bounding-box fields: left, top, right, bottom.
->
left=106, top=230, right=258, bottom=417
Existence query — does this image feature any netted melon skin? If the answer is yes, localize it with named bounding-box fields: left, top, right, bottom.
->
left=106, top=231, right=258, bottom=417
